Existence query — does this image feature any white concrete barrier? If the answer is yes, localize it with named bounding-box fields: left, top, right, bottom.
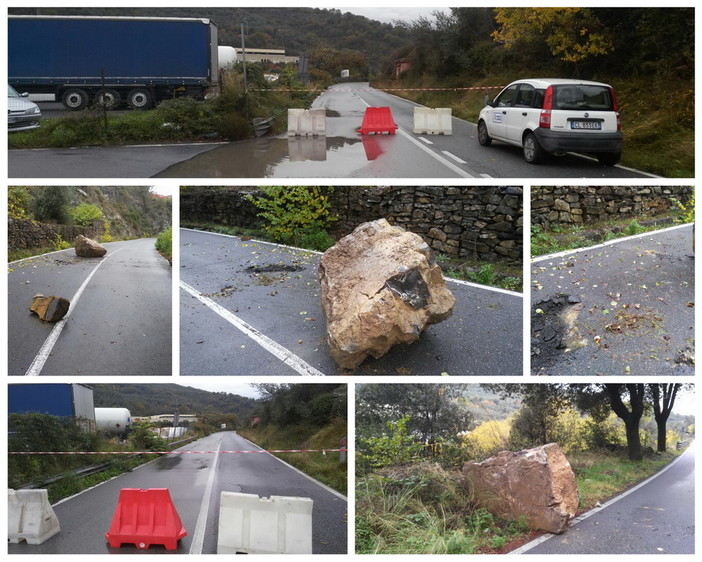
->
left=288, top=108, right=326, bottom=136
left=8, top=489, right=60, bottom=545
left=217, top=491, right=313, bottom=554
left=413, top=107, right=452, bottom=135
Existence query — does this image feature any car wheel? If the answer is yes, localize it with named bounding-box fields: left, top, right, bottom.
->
left=127, top=88, right=153, bottom=110
left=477, top=120, right=492, bottom=146
left=95, top=89, right=122, bottom=110
left=61, top=88, right=89, bottom=111
left=522, top=132, right=544, bottom=164
left=597, top=152, right=621, bottom=166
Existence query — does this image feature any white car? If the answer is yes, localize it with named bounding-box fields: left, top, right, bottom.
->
left=477, top=78, right=623, bottom=165
left=8, top=84, right=41, bottom=132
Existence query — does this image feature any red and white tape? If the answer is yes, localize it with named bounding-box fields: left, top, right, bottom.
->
left=250, top=86, right=503, bottom=93
left=10, top=448, right=347, bottom=455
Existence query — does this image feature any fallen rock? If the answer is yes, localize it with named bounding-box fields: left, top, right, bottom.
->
left=30, top=294, right=70, bottom=322
left=319, top=218, right=455, bottom=369
left=75, top=235, right=106, bottom=258
left=462, top=443, right=578, bottom=534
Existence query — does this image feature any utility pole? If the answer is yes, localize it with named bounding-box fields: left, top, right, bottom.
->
left=240, top=22, right=248, bottom=93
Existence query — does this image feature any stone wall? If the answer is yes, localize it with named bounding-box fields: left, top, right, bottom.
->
left=532, top=186, right=693, bottom=227
left=180, top=186, right=523, bottom=262
left=9, top=218, right=103, bottom=250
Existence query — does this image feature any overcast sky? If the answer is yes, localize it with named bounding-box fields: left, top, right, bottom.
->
left=175, top=380, right=263, bottom=398
left=339, top=6, right=449, bottom=24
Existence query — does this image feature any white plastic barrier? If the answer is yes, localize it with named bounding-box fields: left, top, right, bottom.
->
left=8, top=489, right=61, bottom=545
left=217, top=491, right=313, bottom=554
left=288, top=108, right=326, bottom=136
left=413, top=107, right=453, bottom=135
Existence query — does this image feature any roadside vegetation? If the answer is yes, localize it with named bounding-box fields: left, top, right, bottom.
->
left=356, top=383, right=693, bottom=554
left=155, top=227, right=173, bottom=263
left=237, top=384, right=348, bottom=494
left=375, top=8, right=693, bottom=177
left=531, top=195, right=694, bottom=257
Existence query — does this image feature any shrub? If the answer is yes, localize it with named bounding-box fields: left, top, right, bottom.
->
left=155, top=227, right=172, bottom=262
left=247, top=186, right=337, bottom=247
left=69, top=203, right=103, bottom=226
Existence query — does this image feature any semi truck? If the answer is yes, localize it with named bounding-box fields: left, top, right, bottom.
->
left=8, top=383, right=96, bottom=430
left=8, top=15, right=219, bottom=110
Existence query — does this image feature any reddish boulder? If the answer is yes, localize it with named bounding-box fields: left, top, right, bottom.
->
left=462, top=443, right=578, bottom=534
left=75, top=235, right=106, bottom=258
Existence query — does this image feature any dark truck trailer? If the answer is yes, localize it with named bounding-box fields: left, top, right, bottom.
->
left=8, top=15, right=219, bottom=110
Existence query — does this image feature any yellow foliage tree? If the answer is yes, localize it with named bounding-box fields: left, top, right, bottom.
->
left=461, top=418, right=512, bottom=460
left=492, top=7, right=613, bottom=64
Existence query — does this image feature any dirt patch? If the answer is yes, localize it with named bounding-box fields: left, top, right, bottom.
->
left=244, top=263, right=304, bottom=273
left=202, top=285, right=239, bottom=298
left=531, top=293, right=586, bottom=373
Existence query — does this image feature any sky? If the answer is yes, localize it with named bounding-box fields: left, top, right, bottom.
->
left=175, top=380, right=263, bottom=399
left=339, top=6, right=448, bottom=24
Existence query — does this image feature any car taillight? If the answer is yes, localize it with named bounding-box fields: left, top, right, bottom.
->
left=609, top=87, right=622, bottom=131
left=539, top=85, right=553, bottom=129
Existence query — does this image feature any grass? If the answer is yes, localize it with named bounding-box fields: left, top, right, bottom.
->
left=569, top=448, right=682, bottom=510
left=357, top=445, right=688, bottom=554
left=530, top=212, right=684, bottom=257
left=437, top=255, right=523, bottom=292
left=238, top=418, right=348, bottom=495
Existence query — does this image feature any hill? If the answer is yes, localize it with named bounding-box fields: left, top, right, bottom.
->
left=91, top=383, right=259, bottom=420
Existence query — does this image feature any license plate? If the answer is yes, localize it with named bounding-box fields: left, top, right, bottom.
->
left=571, top=120, right=601, bottom=130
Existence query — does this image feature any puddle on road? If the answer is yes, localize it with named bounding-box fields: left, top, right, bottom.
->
left=154, top=134, right=392, bottom=178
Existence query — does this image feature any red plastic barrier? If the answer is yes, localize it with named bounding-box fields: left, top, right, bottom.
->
left=105, top=488, right=187, bottom=550
left=358, top=107, right=397, bottom=135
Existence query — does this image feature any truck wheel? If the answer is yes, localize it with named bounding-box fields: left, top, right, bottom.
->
left=61, top=88, right=89, bottom=110
left=95, top=89, right=122, bottom=110
left=127, top=88, right=152, bottom=110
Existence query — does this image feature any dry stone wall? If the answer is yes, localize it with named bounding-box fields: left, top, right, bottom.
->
left=532, top=186, right=692, bottom=227
left=180, top=186, right=523, bottom=262
left=9, top=218, right=103, bottom=251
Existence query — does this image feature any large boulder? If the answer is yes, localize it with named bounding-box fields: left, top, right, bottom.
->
left=462, top=443, right=578, bottom=534
left=319, top=218, right=455, bottom=369
left=75, top=235, right=106, bottom=258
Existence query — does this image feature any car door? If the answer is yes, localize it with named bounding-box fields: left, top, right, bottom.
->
left=485, top=83, right=518, bottom=141
left=503, top=83, right=539, bottom=143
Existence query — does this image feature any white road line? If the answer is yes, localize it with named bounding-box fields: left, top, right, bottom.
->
left=446, top=277, right=523, bottom=298
left=237, top=433, right=348, bottom=501
left=532, top=223, right=692, bottom=263
left=353, top=93, right=475, bottom=178
left=441, top=150, right=468, bottom=164
left=189, top=437, right=222, bottom=554
left=24, top=245, right=128, bottom=376
left=510, top=444, right=693, bottom=554
left=419, top=136, right=433, bottom=145
left=180, top=281, right=326, bottom=376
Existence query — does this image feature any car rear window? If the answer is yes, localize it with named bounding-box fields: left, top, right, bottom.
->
left=553, top=85, right=614, bottom=111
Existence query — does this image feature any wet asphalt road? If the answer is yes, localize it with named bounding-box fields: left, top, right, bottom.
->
left=521, top=442, right=695, bottom=554
left=8, top=238, right=171, bottom=376
left=531, top=224, right=694, bottom=376
left=10, top=84, right=653, bottom=179
left=8, top=431, right=348, bottom=554
left=179, top=228, right=523, bottom=376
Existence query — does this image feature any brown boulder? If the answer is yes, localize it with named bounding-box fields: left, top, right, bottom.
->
left=462, top=443, right=578, bottom=534
left=319, top=219, right=456, bottom=369
left=30, top=294, right=70, bottom=322
left=75, top=235, right=106, bottom=258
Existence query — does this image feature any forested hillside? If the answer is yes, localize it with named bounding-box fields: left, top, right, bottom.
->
left=91, top=383, right=259, bottom=420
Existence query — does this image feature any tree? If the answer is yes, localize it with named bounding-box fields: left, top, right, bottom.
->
left=356, top=384, right=471, bottom=445
left=604, top=384, right=646, bottom=460
left=648, top=384, right=681, bottom=452
left=492, top=8, right=613, bottom=65
left=34, top=186, right=72, bottom=224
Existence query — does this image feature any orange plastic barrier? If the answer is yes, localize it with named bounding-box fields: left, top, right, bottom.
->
left=105, top=488, right=187, bottom=550
left=358, top=107, right=397, bottom=135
